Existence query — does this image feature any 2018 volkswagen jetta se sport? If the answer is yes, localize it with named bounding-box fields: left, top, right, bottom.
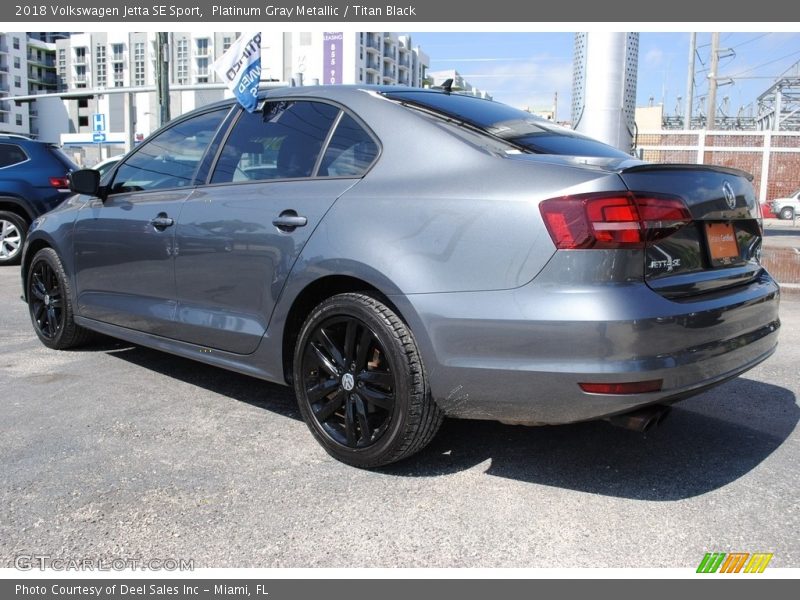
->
left=21, top=86, right=780, bottom=467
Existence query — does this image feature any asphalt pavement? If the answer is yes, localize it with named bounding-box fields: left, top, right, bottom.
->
left=1, top=264, right=798, bottom=569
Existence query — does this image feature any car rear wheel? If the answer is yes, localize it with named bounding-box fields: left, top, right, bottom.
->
left=27, top=247, right=92, bottom=349
left=293, top=293, right=443, bottom=468
left=780, top=207, right=795, bottom=220
left=0, top=211, right=27, bottom=266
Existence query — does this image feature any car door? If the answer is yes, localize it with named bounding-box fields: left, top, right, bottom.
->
left=73, top=107, right=231, bottom=336
left=171, top=100, right=379, bottom=354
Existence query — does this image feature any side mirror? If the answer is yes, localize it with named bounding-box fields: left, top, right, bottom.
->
left=69, top=169, right=101, bottom=196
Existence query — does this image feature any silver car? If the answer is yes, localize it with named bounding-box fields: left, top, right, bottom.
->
left=21, top=86, right=780, bottom=467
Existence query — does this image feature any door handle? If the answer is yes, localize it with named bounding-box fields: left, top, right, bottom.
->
left=272, top=210, right=308, bottom=232
left=150, top=213, right=174, bottom=230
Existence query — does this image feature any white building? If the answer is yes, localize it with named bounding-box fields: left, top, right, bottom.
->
left=44, top=31, right=430, bottom=164
left=275, top=32, right=428, bottom=87
left=0, top=32, right=64, bottom=136
left=426, top=69, right=492, bottom=99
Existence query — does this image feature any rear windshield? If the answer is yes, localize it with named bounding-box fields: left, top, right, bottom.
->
left=385, top=91, right=629, bottom=159
left=48, top=145, right=79, bottom=170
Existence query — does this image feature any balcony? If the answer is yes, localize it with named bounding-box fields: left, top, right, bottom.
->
left=366, top=37, right=381, bottom=51
left=29, top=73, right=58, bottom=86
left=365, top=58, right=381, bottom=71
left=28, top=53, right=55, bottom=67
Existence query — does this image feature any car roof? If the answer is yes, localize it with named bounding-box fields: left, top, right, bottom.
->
left=194, top=85, right=466, bottom=113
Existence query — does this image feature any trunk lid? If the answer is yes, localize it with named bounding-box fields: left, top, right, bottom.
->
left=619, top=164, right=763, bottom=298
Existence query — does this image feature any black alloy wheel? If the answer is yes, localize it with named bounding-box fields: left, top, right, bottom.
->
left=29, top=256, right=64, bottom=340
left=302, top=315, right=395, bottom=449
left=27, top=247, right=91, bottom=349
left=294, top=293, right=443, bottom=467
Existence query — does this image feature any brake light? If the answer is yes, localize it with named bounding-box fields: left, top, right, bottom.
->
left=579, top=380, right=663, bottom=394
left=49, top=176, right=70, bottom=189
left=539, top=192, right=691, bottom=249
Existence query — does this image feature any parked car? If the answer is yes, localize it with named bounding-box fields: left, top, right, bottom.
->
left=770, top=190, right=800, bottom=220
left=21, top=87, right=780, bottom=467
left=92, top=156, right=122, bottom=180
left=0, top=134, right=77, bottom=265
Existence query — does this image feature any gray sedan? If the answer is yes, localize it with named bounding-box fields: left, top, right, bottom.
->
left=21, top=86, right=780, bottom=467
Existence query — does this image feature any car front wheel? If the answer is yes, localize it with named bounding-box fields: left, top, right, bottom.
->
left=27, top=247, right=92, bottom=349
left=780, top=207, right=795, bottom=220
left=293, top=293, right=443, bottom=468
left=0, top=211, right=27, bottom=265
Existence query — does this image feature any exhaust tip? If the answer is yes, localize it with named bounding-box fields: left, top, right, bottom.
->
left=606, top=405, right=671, bottom=432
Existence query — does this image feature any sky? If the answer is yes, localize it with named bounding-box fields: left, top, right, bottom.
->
left=407, top=32, right=800, bottom=121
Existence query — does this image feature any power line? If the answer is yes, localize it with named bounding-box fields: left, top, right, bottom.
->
left=731, top=32, right=772, bottom=49
left=729, top=49, right=800, bottom=78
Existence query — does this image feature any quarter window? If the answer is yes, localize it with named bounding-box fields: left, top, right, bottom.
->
left=110, top=108, right=229, bottom=194
left=0, top=144, right=28, bottom=168
left=211, top=101, right=340, bottom=184
left=319, top=114, right=378, bottom=177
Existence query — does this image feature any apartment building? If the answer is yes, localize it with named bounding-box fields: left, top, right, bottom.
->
left=0, top=32, right=67, bottom=136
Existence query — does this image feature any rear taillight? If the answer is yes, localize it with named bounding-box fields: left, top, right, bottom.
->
left=49, top=176, right=70, bottom=189
left=539, top=192, right=692, bottom=249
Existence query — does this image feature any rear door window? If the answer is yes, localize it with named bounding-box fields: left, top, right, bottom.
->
left=211, top=101, right=340, bottom=184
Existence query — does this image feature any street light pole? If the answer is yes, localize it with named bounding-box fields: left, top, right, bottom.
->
left=156, top=32, right=170, bottom=127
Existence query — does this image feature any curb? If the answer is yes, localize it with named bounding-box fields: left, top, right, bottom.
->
left=779, top=283, right=800, bottom=299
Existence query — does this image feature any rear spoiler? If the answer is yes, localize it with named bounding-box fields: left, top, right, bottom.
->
left=619, top=163, right=754, bottom=182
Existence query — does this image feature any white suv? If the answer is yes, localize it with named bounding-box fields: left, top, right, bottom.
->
left=770, top=190, right=800, bottom=220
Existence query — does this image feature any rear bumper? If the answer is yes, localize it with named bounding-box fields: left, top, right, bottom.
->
left=395, top=270, right=780, bottom=424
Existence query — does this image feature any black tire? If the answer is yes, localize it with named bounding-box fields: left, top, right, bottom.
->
left=0, top=211, right=28, bottom=266
left=293, top=293, right=443, bottom=468
left=27, top=247, right=93, bottom=349
left=780, top=207, right=794, bottom=220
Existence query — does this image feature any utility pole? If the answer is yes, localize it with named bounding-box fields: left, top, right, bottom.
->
left=684, top=32, right=696, bottom=129
left=156, top=32, right=170, bottom=127
left=553, top=91, right=558, bottom=122
left=706, top=32, right=720, bottom=130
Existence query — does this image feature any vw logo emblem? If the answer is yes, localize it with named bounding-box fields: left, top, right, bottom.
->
left=722, top=181, right=736, bottom=210
left=341, top=373, right=355, bottom=391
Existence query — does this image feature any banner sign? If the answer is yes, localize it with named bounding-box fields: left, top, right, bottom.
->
left=323, top=32, right=344, bottom=85
left=213, top=32, right=261, bottom=112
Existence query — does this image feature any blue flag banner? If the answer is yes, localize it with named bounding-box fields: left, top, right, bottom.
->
left=213, top=32, right=262, bottom=112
